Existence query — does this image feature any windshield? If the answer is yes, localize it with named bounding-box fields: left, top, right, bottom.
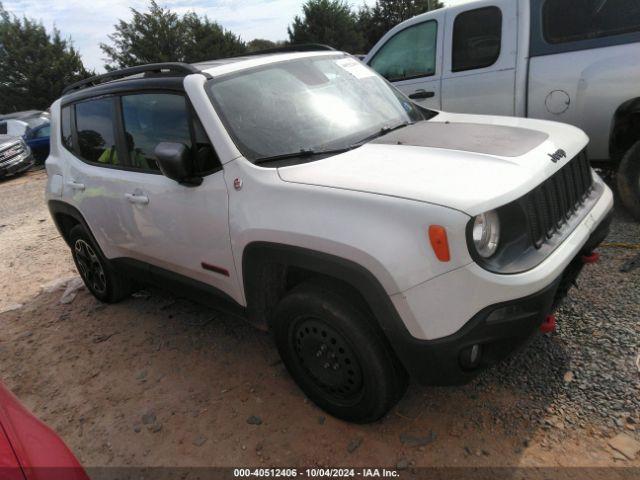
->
left=207, top=54, right=431, bottom=162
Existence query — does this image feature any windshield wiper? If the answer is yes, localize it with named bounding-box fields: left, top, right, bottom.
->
left=253, top=122, right=413, bottom=165
left=254, top=146, right=354, bottom=165
left=352, top=122, right=412, bottom=147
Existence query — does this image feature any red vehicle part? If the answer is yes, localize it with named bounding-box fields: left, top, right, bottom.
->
left=582, top=251, right=600, bottom=264
left=540, top=314, right=557, bottom=334
left=0, top=383, right=88, bottom=480
left=0, top=423, right=23, bottom=480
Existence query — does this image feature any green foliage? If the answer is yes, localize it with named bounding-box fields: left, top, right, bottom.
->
left=0, top=2, right=91, bottom=112
left=100, top=1, right=247, bottom=70
left=288, top=0, right=365, bottom=53
left=358, top=0, right=444, bottom=52
left=247, top=38, right=286, bottom=53
left=0, top=0, right=443, bottom=113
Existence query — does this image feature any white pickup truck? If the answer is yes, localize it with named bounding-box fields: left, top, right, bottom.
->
left=364, top=0, right=640, bottom=219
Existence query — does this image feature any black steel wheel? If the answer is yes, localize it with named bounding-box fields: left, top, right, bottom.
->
left=273, top=280, right=408, bottom=423
left=291, top=317, right=364, bottom=405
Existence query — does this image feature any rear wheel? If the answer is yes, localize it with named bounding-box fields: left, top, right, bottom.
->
left=617, top=141, right=640, bottom=221
left=272, top=281, right=408, bottom=423
left=68, top=224, right=132, bottom=303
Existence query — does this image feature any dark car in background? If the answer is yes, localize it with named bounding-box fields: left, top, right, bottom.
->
left=0, top=111, right=50, bottom=163
left=23, top=119, right=50, bottom=163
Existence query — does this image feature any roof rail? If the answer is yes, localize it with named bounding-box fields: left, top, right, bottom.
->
left=243, top=43, right=336, bottom=57
left=62, top=62, right=204, bottom=96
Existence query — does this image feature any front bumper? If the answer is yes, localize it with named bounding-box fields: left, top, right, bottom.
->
left=0, top=151, right=34, bottom=178
left=391, top=211, right=610, bottom=385
left=391, top=176, right=614, bottom=341
left=386, top=179, right=613, bottom=385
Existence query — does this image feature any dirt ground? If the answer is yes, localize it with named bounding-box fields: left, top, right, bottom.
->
left=0, top=169, right=639, bottom=471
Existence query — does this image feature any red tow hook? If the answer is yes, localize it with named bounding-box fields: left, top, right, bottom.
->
left=540, top=314, right=557, bottom=334
left=582, top=251, right=600, bottom=264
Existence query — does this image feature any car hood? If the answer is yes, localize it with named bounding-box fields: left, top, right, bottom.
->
left=277, top=112, right=589, bottom=216
left=0, top=135, right=20, bottom=148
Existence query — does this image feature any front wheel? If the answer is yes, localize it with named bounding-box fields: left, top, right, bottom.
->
left=272, top=281, right=408, bottom=423
left=617, top=141, right=640, bottom=221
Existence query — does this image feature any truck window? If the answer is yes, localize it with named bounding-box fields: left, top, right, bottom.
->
left=452, top=7, right=502, bottom=72
left=369, top=21, right=438, bottom=82
left=543, top=0, right=640, bottom=44
left=0, top=123, right=6, bottom=135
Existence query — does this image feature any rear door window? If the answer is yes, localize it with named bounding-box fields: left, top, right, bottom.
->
left=369, top=21, right=438, bottom=81
left=452, top=7, right=502, bottom=72
left=75, top=98, right=119, bottom=165
left=543, top=0, right=640, bottom=44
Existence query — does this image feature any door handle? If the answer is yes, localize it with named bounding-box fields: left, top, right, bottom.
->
left=66, top=180, right=85, bottom=191
left=409, top=90, right=435, bottom=100
left=124, top=193, right=149, bottom=205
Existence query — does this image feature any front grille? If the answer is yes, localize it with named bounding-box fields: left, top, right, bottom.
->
left=520, top=151, right=593, bottom=249
left=0, top=142, right=25, bottom=166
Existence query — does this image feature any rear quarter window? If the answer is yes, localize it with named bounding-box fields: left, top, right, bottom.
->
left=543, top=0, right=640, bottom=44
left=61, top=107, right=73, bottom=151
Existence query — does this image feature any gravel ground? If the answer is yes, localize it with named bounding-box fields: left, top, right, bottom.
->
left=476, top=204, right=640, bottom=438
left=0, top=170, right=639, bottom=469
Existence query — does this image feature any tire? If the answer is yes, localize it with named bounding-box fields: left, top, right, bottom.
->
left=68, top=224, right=132, bottom=303
left=272, top=280, right=408, bottom=423
left=617, top=141, right=640, bottom=221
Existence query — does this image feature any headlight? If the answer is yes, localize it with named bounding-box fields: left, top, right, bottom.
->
left=472, top=210, right=500, bottom=258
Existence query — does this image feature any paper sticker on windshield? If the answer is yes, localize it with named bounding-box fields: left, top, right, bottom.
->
left=336, top=58, right=376, bottom=79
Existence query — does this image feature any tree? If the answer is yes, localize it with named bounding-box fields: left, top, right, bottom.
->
left=100, top=1, right=246, bottom=70
left=358, top=0, right=444, bottom=52
left=247, top=39, right=282, bottom=53
left=288, top=0, right=365, bottom=53
left=0, top=3, right=91, bottom=112
left=182, top=12, right=247, bottom=62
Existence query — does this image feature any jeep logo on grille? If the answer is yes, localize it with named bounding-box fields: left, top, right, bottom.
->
left=548, top=149, right=567, bottom=163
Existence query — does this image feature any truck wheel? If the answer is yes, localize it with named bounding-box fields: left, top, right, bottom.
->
left=272, top=281, right=408, bottom=423
left=618, top=141, right=640, bottom=221
left=68, top=224, right=132, bottom=303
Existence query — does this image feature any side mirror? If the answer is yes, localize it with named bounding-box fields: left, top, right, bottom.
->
left=154, top=142, right=202, bottom=186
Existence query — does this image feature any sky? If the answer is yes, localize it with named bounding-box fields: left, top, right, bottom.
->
left=1, top=0, right=474, bottom=72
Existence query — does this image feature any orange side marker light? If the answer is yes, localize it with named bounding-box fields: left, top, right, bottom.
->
left=429, top=225, right=451, bottom=262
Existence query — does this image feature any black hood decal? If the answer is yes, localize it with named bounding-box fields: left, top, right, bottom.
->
left=371, top=121, right=549, bottom=158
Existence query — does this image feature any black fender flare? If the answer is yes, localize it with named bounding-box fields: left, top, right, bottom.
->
left=241, top=242, right=421, bottom=373
left=48, top=200, right=97, bottom=248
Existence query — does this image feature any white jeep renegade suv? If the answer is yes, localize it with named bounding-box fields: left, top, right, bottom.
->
left=46, top=47, right=613, bottom=423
